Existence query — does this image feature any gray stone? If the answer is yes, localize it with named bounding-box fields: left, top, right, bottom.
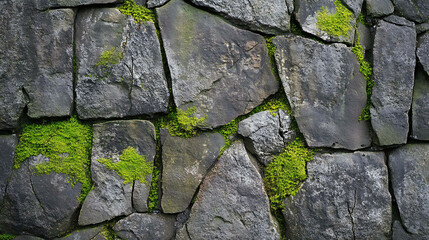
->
left=393, top=0, right=429, bottom=23
left=161, top=132, right=224, bottom=213
left=113, top=213, right=176, bottom=240
left=147, top=0, right=169, bottom=8
left=35, top=0, right=122, bottom=10
left=0, top=1, right=74, bottom=129
left=411, top=68, right=429, bottom=140
left=0, top=135, right=17, bottom=206
left=76, top=8, right=169, bottom=120
left=366, top=0, right=394, bottom=17
left=79, top=120, right=156, bottom=225
left=182, top=142, right=280, bottom=240
left=294, top=0, right=363, bottom=44
left=371, top=18, right=416, bottom=146
left=274, top=35, right=371, bottom=150
left=392, top=220, right=429, bottom=240
left=54, top=227, right=103, bottom=240
left=389, top=144, right=429, bottom=235
left=284, top=152, right=391, bottom=239
left=190, top=0, right=290, bottom=34
left=15, top=236, right=45, bottom=240
left=238, top=110, right=296, bottom=166
left=355, top=22, right=373, bottom=51
left=417, top=22, right=429, bottom=34
left=0, top=156, right=82, bottom=238
left=158, top=0, right=278, bottom=129
left=417, top=32, right=429, bottom=76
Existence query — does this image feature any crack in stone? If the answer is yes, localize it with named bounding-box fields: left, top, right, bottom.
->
left=347, top=189, right=357, bottom=240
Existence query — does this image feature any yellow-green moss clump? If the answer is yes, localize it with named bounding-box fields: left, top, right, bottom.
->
left=0, top=234, right=14, bottom=240
left=264, top=139, right=314, bottom=211
left=119, top=0, right=155, bottom=24
left=14, top=117, right=93, bottom=202
left=95, top=47, right=123, bottom=70
left=147, top=166, right=160, bottom=212
left=157, top=106, right=207, bottom=138
left=98, top=147, right=152, bottom=185
left=316, top=0, right=354, bottom=38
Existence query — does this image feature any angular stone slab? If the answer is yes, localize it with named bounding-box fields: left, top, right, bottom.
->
left=0, top=1, right=74, bottom=129
left=0, top=156, right=82, bottom=239
left=294, top=0, right=363, bottom=44
left=190, top=0, right=290, bottom=35
left=371, top=17, right=416, bottom=146
left=113, top=213, right=176, bottom=240
left=389, top=144, right=429, bottom=236
left=392, top=0, right=429, bottom=23
left=54, top=227, right=103, bottom=240
left=366, top=0, right=394, bottom=17
left=180, top=142, right=280, bottom=240
left=0, top=135, right=17, bottom=206
left=411, top=68, right=429, bottom=140
left=417, top=32, right=429, bottom=76
left=161, top=132, right=224, bottom=213
left=35, top=0, right=122, bottom=10
left=274, top=35, right=371, bottom=150
left=238, top=110, right=296, bottom=166
left=158, top=0, right=278, bottom=129
left=76, top=8, right=169, bottom=119
left=283, top=152, right=391, bottom=239
left=79, top=120, right=156, bottom=225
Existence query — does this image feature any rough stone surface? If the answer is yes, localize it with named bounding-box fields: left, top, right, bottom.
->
left=190, top=0, right=290, bottom=34
left=158, top=0, right=278, bottom=129
left=371, top=17, right=416, bottom=146
left=355, top=22, right=373, bottom=51
left=14, top=236, right=45, bottom=240
left=79, top=120, right=156, bottom=225
left=0, top=1, right=74, bottom=129
left=393, top=0, right=429, bottom=23
left=417, top=32, right=429, bottom=76
left=181, top=142, right=280, bottom=240
left=0, top=135, right=17, bottom=205
left=113, top=213, right=176, bottom=240
left=238, top=110, right=296, bottom=166
left=161, top=132, right=224, bottom=213
left=366, top=0, right=394, bottom=17
left=0, top=156, right=82, bottom=238
left=35, top=0, right=122, bottom=10
left=76, top=8, right=169, bottom=119
left=411, top=68, right=429, bottom=140
left=284, top=152, right=391, bottom=239
left=417, top=22, right=429, bottom=34
left=389, top=144, right=429, bottom=236
left=54, top=227, right=103, bottom=240
left=147, top=0, right=169, bottom=8
left=294, top=0, right=363, bottom=44
left=274, top=35, right=371, bottom=150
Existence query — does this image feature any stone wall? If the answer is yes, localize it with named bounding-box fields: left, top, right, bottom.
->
left=0, top=0, right=428, bottom=239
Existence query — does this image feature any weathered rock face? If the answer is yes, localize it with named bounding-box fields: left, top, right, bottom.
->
left=180, top=142, right=280, bottom=240
left=417, top=32, right=429, bottom=76
left=274, top=35, right=371, bottom=150
left=114, top=213, right=177, bottom=240
left=392, top=0, right=429, bottom=23
left=54, top=227, right=103, bottom=240
left=283, top=152, right=391, bottom=239
left=411, top=68, right=429, bottom=140
left=392, top=220, right=429, bottom=240
left=147, top=0, right=169, bottom=8
left=161, top=132, right=224, bottom=213
left=158, top=0, right=278, bottom=129
left=371, top=17, right=416, bottom=146
left=189, top=0, right=290, bottom=35
left=0, top=156, right=82, bottom=239
left=35, top=0, right=122, bottom=10
left=75, top=8, right=169, bottom=119
left=0, top=0, right=74, bottom=129
left=79, top=120, right=156, bottom=225
left=366, top=0, right=394, bottom=17
left=238, top=110, right=296, bottom=166
left=389, top=144, right=429, bottom=236
left=0, top=135, right=17, bottom=205
left=294, top=0, right=363, bottom=44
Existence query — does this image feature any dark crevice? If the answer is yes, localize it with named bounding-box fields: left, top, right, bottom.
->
left=131, top=180, right=136, bottom=210
left=185, top=223, right=193, bottom=240
left=72, top=9, right=78, bottom=117
left=346, top=189, right=357, bottom=240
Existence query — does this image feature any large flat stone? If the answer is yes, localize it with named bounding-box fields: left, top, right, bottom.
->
left=158, top=0, right=278, bottom=129
left=274, top=35, right=371, bottom=150
left=283, top=152, right=391, bottom=239
left=75, top=8, right=169, bottom=119
left=371, top=17, right=416, bottom=146
left=392, top=0, right=429, bottom=23
left=389, top=144, right=429, bottom=236
left=0, top=135, right=17, bottom=206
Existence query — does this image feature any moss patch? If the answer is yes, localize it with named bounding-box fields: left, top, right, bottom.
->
left=100, top=223, right=119, bottom=240
left=156, top=106, right=207, bottom=138
left=147, top=166, right=160, bottom=212
left=119, top=0, right=155, bottom=24
left=98, top=147, right=152, bottom=185
left=14, top=117, right=93, bottom=203
left=0, top=234, right=14, bottom=240
left=95, top=47, right=123, bottom=70
left=264, top=139, right=314, bottom=211
left=316, top=0, right=354, bottom=38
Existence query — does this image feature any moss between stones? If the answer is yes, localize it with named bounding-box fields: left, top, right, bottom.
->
left=14, top=117, right=93, bottom=203
left=147, top=166, right=160, bottom=212
left=156, top=106, right=207, bottom=138
left=100, top=223, right=119, bottom=240
left=0, top=234, right=14, bottom=240
left=98, top=147, right=152, bottom=185
left=119, top=0, right=155, bottom=24
left=316, top=0, right=354, bottom=38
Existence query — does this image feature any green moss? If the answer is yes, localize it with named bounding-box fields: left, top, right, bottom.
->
left=119, top=0, right=155, bottom=24
left=95, top=47, right=123, bottom=71
left=352, top=31, right=374, bottom=121
left=0, top=234, right=14, bottom=240
left=147, top=166, right=160, bottom=212
left=156, top=106, right=207, bottom=138
left=265, top=36, right=280, bottom=83
left=100, top=223, right=118, bottom=240
left=98, top=147, right=152, bottom=185
left=264, top=139, right=314, bottom=211
left=14, top=117, right=93, bottom=203
left=316, top=0, right=354, bottom=38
